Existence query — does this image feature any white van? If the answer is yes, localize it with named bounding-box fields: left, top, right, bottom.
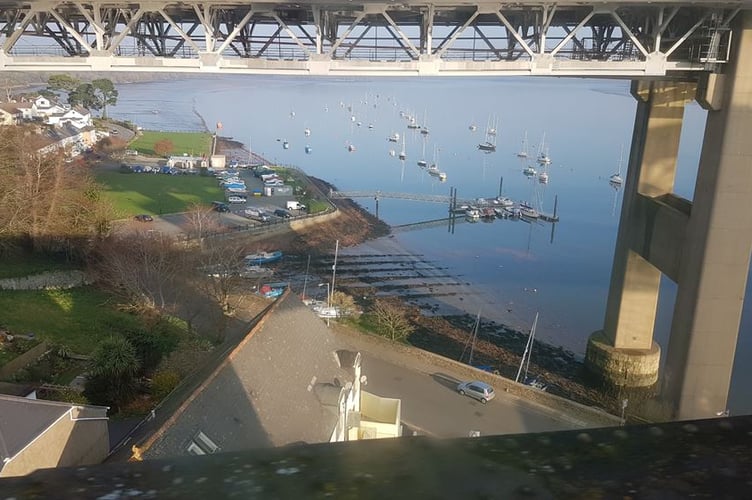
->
left=227, top=195, right=247, bottom=203
left=286, top=201, right=306, bottom=211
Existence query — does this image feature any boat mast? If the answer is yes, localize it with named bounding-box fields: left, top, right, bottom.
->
left=468, top=310, right=481, bottom=365
left=515, top=312, right=539, bottom=383
left=301, top=254, right=311, bottom=300
left=331, top=239, right=339, bottom=305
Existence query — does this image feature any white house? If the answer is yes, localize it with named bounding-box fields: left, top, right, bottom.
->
left=46, top=106, right=92, bottom=129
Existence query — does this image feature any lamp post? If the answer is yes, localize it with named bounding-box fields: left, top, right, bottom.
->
left=318, top=283, right=330, bottom=308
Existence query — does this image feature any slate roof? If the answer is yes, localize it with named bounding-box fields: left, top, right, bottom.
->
left=146, top=294, right=358, bottom=459
left=0, top=395, right=108, bottom=470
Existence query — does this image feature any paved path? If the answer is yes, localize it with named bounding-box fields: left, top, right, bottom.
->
left=361, top=353, right=578, bottom=437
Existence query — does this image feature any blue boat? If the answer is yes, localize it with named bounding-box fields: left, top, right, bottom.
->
left=257, top=282, right=288, bottom=298
left=244, top=250, right=283, bottom=266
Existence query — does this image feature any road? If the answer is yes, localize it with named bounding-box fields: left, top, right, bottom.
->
left=358, top=351, right=586, bottom=438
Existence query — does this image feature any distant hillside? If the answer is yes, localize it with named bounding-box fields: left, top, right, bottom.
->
left=2, top=72, right=193, bottom=93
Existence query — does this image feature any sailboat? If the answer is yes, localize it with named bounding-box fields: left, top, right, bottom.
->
left=536, top=133, right=552, bottom=165
left=515, top=312, right=540, bottom=384
left=538, top=165, right=549, bottom=184
left=609, top=145, right=625, bottom=186
left=517, top=131, right=529, bottom=158
left=478, top=115, right=498, bottom=152
left=420, top=110, right=429, bottom=135
left=388, top=132, right=400, bottom=142
left=427, top=145, right=447, bottom=181
left=417, top=136, right=428, bottom=167
left=459, top=310, right=482, bottom=365
left=523, top=165, right=537, bottom=176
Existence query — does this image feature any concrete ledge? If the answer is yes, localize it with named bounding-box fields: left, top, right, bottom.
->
left=585, top=330, right=660, bottom=387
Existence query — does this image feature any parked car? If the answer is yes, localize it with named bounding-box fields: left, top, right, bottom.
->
left=274, top=209, right=292, bottom=219
left=456, top=381, right=495, bottom=404
left=134, top=214, right=154, bottom=222
left=211, top=201, right=230, bottom=212
left=227, top=195, right=247, bottom=203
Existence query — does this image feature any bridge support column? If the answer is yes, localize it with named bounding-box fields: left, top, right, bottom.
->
left=586, top=80, right=695, bottom=387
left=661, top=11, right=752, bottom=420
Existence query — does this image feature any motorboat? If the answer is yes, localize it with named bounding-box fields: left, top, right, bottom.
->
left=245, top=250, right=283, bottom=265
left=538, top=171, right=549, bottom=184
left=494, top=196, right=514, bottom=207
left=519, top=203, right=540, bottom=219
left=388, top=132, right=400, bottom=142
left=523, top=165, right=537, bottom=176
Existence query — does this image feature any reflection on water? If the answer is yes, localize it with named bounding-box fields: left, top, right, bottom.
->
left=109, top=75, right=751, bottom=415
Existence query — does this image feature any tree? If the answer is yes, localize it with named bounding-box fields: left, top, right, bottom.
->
left=68, top=83, right=97, bottom=109
left=370, top=298, right=414, bottom=341
left=0, top=125, right=113, bottom=256
left=153, top=138, right=174, bottom=157
left=331, top=290, right=359, bottom=318
left=47, top=74, right=80, bottom=94
left=91, top=78, right=119, bottom=118
left=84, top=336, right=141, bottom=409
left=90, top=231, right=185, bottom=313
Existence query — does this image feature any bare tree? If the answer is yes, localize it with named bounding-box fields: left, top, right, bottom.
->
left=184, top=202, right=223, bottom=245
left=0, top=125, right=112, bottom=256
left=90, top=231, right=184, bottom=314
left=370, top=298, right=415, bottom=341
left=191, top=238, right=249, bottom=316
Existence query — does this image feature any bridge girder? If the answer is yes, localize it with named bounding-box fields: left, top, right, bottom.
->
left=0, top=2, right=743, bottom=76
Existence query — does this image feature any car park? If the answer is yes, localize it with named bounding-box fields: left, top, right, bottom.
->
left=456, top=381, right=495, bottom=404
left=134, top=214, right=154, bottom=222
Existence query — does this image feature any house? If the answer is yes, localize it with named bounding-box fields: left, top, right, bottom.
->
left=30, top=95, right=65, bottom=119
left=46, top=106, right=92, bottom=129
left=0, top=103, right=22, bottom=125
left=0, top=395, right=109, bottom=477
left=141, top=293, right=400, bottom=459
left=167, top=155, right=208, bottom=169
left=36, top=123, right=97, bottom=155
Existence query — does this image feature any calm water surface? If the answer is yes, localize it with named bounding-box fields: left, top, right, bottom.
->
left=110, top=76, right=751, bottom=415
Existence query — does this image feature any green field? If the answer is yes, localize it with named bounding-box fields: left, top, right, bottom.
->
left=96, top=170, right=224, bottom=216
left=129, top=130, right=212, bottom=157
left=0, top=287, right=145, bottom=355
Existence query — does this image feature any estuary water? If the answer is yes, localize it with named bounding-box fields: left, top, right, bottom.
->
left=109, top=76, right=751, bottom=415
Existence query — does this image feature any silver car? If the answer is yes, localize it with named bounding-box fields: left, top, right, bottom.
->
left=457, top=381, right=495, bottom=404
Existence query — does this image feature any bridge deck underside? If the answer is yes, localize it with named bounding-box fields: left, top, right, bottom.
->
left=0, top=2, right=741, bottom=76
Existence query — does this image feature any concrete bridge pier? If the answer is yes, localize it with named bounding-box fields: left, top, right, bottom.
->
left=586, top=11, right=752, bottom=421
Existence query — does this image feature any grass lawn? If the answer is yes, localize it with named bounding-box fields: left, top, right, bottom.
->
left=129, top=130, right=212, bottom=157
left=0, top=287, right=146, bottom=355
left=96, top=170, right=224, bottom=216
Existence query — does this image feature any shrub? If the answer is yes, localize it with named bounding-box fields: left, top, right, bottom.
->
left=150, top=370, right=181, bottom=400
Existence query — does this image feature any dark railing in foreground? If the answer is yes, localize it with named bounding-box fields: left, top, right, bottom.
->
left=2, top=415, right=750, bottom=497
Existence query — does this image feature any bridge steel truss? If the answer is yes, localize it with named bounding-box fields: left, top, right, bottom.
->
left=0, top=1, right=745, bottom=77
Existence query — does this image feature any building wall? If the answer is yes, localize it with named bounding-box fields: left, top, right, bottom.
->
left=0, top=407, right=109, bottom=478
